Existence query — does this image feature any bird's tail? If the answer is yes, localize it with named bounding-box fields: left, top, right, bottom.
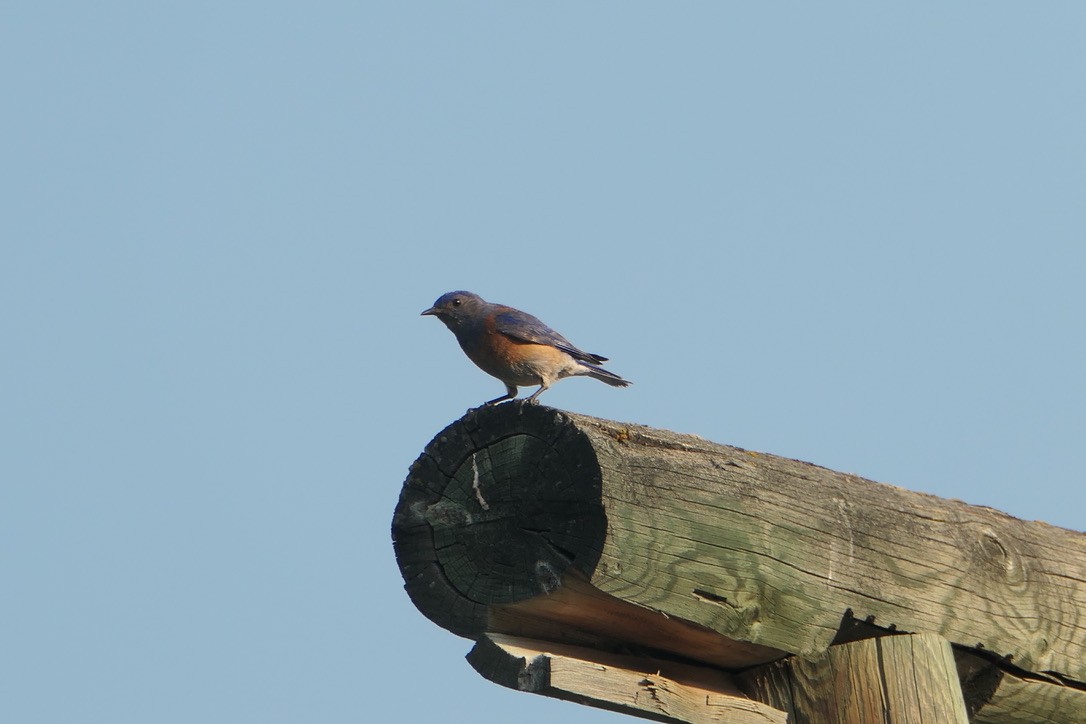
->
left=580, top=363, right=631, bottom=387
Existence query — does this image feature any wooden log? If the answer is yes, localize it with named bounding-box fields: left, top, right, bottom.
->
left=738, top=632, right=969, bottom=723
left=467, top=633, right=787, bottom=724
left=970, top=675, right=1086, bottom=724
left=392, top=403, right=1086, bottom=703
left=956, top=649, right=1086, bottom=723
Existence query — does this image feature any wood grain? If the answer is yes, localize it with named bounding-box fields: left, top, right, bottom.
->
left=468, top=633, right=787, bottom=724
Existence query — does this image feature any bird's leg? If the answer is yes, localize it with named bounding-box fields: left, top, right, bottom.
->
left=484, top=384, right=518, bottom=406
left=524, top=381, right=551, bottom=404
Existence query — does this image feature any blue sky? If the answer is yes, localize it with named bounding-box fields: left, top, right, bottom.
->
left=3, top=3, right=1083, bottom=723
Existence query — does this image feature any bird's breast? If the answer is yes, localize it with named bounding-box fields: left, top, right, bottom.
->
left=457, top=328, right=576, bottom=386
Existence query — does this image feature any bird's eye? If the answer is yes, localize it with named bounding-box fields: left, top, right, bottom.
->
left=452, top=298, right=461, bottom=306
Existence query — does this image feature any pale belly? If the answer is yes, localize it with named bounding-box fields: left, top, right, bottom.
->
left=460, top=338, right=579, bottom=386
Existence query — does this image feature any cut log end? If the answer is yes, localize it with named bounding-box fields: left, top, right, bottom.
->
left=392, top=402, right=606, bottom=636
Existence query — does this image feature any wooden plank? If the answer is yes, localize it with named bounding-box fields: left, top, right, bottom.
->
left=467, top=633, right=787, bottom=724
left=739, top=633, right=969, bottom=723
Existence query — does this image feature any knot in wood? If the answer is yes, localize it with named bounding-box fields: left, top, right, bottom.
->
left=959, top=521, right=1027, bottom=587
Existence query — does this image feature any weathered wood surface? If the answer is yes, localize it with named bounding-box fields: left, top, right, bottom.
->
left=739, top=632, right=969, bottom=723
left=467, top=633, right=787, bottom=724
left=392, top=402, right=1086, bottom=713
left=956, top=649, right=1086, bottom=723
left=970, top=675, right=1086, bottom=724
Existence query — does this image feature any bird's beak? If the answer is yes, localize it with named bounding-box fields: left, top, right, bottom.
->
left=421, top=306, right=440, bottom=316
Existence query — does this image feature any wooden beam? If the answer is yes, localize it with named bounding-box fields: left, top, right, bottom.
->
left=467, top=633, right=787, bottom=724
left=393, top=403, right=1086, bottom=718
left=738, top=633, right=969, bottom=723
left=971, top=676, right=1086, bottom=724
left=956, top=648, right=1086, bottom=723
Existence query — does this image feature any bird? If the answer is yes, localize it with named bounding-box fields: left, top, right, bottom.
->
left=422, top=290, right=630, bottom=406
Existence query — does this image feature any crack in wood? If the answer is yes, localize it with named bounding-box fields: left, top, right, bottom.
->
left=692, top=587, right=739, bottom=609
left=470, top=453, right=489, bottom=510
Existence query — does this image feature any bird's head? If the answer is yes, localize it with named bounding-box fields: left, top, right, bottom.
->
left=421, top=290, right=487, bottom=331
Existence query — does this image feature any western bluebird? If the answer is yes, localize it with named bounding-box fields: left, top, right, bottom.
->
left=422, top=291, right=631, bottom=406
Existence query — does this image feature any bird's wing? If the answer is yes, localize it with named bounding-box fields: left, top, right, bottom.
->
left=493, top=309, right=607, bottom=364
